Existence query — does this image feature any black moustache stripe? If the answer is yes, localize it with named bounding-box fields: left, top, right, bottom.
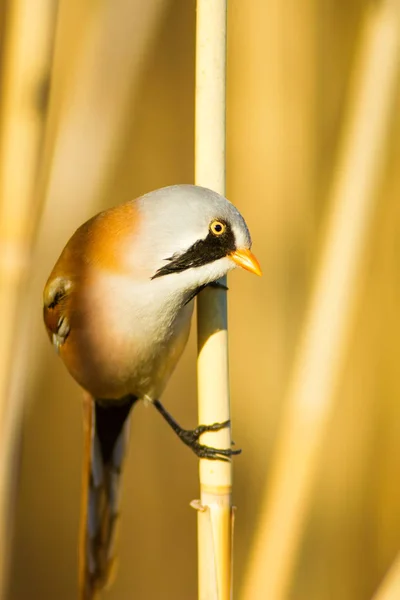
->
left=151, top=222, right=236, bottom=279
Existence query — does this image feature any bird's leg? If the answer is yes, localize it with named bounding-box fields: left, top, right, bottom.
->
left=184, top=280, right=229, bottom=306
left=152, top=399, right=241, bottom=461
left=207, top=280, right=229, bottom=291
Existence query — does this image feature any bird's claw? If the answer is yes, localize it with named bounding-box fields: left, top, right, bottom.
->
left=178, top=419, right=241, bottom=461
left=189, top=419, right=230, bottom=441
left=189, top=442, right=241, bottom=461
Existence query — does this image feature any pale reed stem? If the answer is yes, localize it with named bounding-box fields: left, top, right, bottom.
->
left=194, top=1, right=232, bottom=599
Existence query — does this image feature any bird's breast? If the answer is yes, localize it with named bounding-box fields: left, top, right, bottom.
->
left=62, top=272, right=194, bottom=400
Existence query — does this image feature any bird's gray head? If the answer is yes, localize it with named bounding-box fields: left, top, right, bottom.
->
left=133, top=184, right=261, bottom=291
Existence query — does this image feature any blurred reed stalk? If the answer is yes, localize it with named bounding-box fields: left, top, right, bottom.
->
left=242, top=1, right=400, bottom=598
left=194, top=1, right=233, bottom=599
left=40, top=0, right=167, bottom=238
left=0, top=1, right=57, bottom=597
left=373, top=554, right=400, bottom=600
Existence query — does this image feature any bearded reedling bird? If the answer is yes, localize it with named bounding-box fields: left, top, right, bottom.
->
left=43, top=184, right=261, bottom=599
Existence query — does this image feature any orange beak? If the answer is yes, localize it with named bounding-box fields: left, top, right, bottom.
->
left=230, top=248, right=262, bottom=276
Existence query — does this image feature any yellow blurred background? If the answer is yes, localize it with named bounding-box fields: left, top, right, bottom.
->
left=1, top=0, right=400, bottom=599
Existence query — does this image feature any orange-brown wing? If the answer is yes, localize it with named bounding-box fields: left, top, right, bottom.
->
left=43, top=204, right=141, bottom=599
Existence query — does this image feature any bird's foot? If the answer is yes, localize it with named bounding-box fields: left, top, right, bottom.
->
left=152, top=400, right=241, bottom=461
left=177, top=420, right=241, bottom=461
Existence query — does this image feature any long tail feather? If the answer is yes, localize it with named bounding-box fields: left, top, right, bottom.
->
left=79, top=393, right=136, bottom=599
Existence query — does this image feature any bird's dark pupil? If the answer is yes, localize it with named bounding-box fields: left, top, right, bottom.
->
left=215, top=224, right=222, bottom=232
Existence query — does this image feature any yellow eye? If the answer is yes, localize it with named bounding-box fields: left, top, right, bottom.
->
left=210, top=220, right=226, bottom=236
